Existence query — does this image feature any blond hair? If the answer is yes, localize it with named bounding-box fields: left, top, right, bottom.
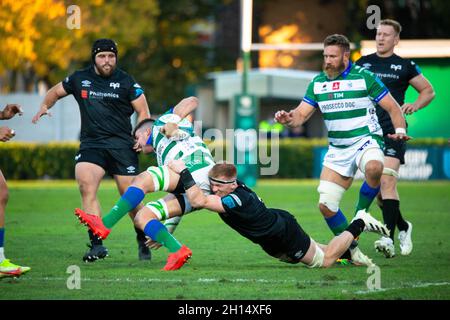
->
left=378, top=19, right=402, bottom=35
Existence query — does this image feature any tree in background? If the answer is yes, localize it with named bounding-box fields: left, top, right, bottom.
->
left=0, top=0, right=158, bottom=92
left=0, top=0, right=236, bottom=113
left=120, top=0, right=236, bottom=113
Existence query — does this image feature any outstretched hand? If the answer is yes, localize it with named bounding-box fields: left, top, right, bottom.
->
left=1, top=104, right=23, bottom=120
left=402, top=103, right=419, bottom=115
left=0, top=126, right=15, bottom=142
left=32, top=106, right=51, bottom=123
left=145, top=238, right=162, bottom=250
left=387, top=133, right=412, bottom=141
left=274, top=109, right=295, bottom=126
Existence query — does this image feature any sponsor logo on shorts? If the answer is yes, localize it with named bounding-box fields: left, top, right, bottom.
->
left=75, top=154, right=81, bottom=161
left=126, top=166, right=136, bottom=173
left=386, top=148, right=397, bottom=156
left=294, top=250, right=304, bottom=259
left=357, top=140, right=371, bottom=151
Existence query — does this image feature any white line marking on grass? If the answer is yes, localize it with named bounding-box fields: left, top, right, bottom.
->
left=17, top=276, right=358, bottom=285
left=355, top=282, right=450, bottom=295
left=17, top=276, right=450, bottom=294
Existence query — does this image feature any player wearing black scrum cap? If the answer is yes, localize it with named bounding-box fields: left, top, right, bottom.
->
left=33, top=39, right=151, bottom=262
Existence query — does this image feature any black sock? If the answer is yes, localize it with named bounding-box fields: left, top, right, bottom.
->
left=88, top=229, right=103, bottom=246
left=345, top=219, right=365, bottom=239
left=339, top=249, right=352, bottom=260
left=135, top=227, right=147, bottom=242
left=382, top=199, right=400, bottom=241
left=396, top=204, right=409, bottom=231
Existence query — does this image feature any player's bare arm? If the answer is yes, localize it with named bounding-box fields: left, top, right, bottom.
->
left=32, top=82, right=68, bottom=123
left=172, top=96, right=199, bottom=118
left=275, top=101, right=316, bottom=128
left=402, top=74, right=435, bottom=115
left=168, top=160, right=226, bottom=213
left=378, top=93, right=411, bottom=141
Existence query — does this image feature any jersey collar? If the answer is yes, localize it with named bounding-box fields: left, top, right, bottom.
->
left=340, top=61, right=352, bottom=79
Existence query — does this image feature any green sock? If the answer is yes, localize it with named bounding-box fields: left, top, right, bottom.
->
left=102, top=198, right=133, bottom=229
left=144, top=220, right=182, bottom=253
left=102, top=186, right=145, bottom=229
left=354, top=181, right=380, bottom=214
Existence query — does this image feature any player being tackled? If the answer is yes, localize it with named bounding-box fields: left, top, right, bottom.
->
left=74, top=96, right=213, bottom=271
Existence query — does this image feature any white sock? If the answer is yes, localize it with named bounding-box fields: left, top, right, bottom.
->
left=0, top=247, right=5, bottom=262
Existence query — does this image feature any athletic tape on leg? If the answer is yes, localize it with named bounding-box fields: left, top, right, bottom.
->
left=146, top=166, right=170, bottom=191
left=145, top=199, right=169, bottom=221
left=383, top=167, right=399, bottom=178
left=317, top=180, right=346, bottom=212
left=359, top=148, right=384, bottom=174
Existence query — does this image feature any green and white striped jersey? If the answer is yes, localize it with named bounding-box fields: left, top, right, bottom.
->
left=303, top=63, right=389, bottom=148
left=151, top=111, right=215, bottom=172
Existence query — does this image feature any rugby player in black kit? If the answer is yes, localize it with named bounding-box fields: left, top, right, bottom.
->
left=32, top=39, right=151, bottom=262
left=168, top=160, right=389, bottom=268
left=356, top=19, right=435, bottom=258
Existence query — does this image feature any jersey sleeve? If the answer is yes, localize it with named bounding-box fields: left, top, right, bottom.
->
left=363, top=69, right=389, bottom=103
left=128, top=76, right=145, bottom=102
left=407, top=60, right=422, bottom=80
left=221, top=189, right=250, bottom=212
left=61, top=72, right=76, bottom=95
left=302, top=80, right=319, bottom=108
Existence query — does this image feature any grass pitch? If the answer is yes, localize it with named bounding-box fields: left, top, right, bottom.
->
left=1, top=179, right=449, bottom=300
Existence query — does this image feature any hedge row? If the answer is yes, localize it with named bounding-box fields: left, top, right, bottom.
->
left=0, top=138, right=447, bottom=180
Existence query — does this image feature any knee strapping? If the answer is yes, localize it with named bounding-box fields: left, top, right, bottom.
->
left=145, top=199, right=169, bottom=221
left=317, top=180, right=345, bottom=212
left=163, top=216, right=182, bottom=234
left=383, top=167, right=399, bottom=178
left=146, top=166, right=170, bottom=191
left=359, top=148, right=384, bottom=174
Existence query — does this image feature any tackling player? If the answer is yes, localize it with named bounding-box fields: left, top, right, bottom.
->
left=168, top=160, right=389, bottom=269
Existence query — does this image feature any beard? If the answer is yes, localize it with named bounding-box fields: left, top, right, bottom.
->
left=95, top=62, right=116, bottom=77
left=323, top=59, right=346, bottom=79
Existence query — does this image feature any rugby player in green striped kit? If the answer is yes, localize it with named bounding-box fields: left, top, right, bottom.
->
left=275, top=34, right=410, bottom=266
left=75, top=96, right=215, bottom=271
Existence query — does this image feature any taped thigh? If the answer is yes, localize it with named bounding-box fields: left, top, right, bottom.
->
left=146, top=166, right=170, bottom=191
left=317, top=180, right=346, bottom=212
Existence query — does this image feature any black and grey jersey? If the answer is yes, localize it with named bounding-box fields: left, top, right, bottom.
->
left=62, top=65, right=145, bottom=149
left=356, top=53, right=421, bottom=134
left=219, top=181, right=288, bottom=244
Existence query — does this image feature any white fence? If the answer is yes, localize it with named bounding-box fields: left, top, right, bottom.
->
left=0, top=93, right=81, bottom=142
